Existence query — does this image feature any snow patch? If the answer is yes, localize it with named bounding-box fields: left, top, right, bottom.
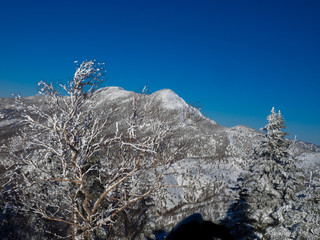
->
left=0, top=119, right=18, bottom=128
left=297, top=152, right=320, bottom=168
left=92, top=86, right=134, bottom=105
left=151, top=89, right=188, bottom=110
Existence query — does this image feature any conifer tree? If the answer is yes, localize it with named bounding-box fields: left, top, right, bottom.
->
left=232, top=107, right=299, bottom=239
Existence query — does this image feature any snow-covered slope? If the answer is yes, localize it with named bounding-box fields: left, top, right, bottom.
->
left=92, top=86, right=135, bottom=106
left=150, top=89, right=190, bottom=110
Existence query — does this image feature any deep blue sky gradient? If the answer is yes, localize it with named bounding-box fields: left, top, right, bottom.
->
left=1, top=0, right=320, bottom=144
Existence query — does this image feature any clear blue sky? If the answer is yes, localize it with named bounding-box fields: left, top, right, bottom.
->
left=1, top=0, right=320, bottom=145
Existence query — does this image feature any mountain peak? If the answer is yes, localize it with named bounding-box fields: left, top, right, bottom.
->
left=151, top=89, right=188, bottom=110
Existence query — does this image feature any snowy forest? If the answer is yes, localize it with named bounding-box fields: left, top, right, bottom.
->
left=0, top=61, right=319, bottom=239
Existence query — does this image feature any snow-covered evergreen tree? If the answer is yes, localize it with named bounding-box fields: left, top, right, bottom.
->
left=231, top=107, right=300, bottom=239
left=261, top=108, right=298, bottom=204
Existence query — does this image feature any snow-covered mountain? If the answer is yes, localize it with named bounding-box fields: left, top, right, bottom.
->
left=0, top=87, right=319, bottom=238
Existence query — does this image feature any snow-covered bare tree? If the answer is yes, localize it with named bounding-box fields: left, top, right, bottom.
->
left=229, top=107, right=300, bottom=239
left=3, top=60, right=182, bottom=240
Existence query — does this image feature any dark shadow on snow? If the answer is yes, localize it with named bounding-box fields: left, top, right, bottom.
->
left=149, top=213, right=234, bottom=240
left=222, top=180, right=259, bottom=240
